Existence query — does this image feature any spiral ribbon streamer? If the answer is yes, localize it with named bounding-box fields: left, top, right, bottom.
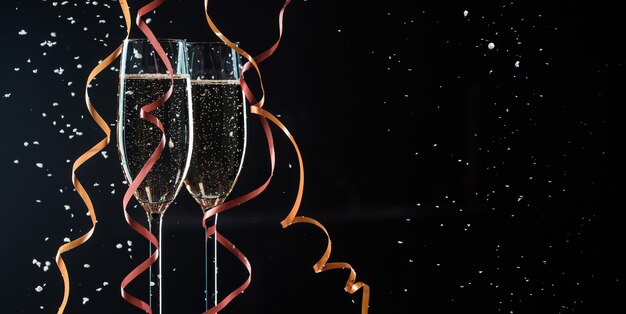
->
left=54, top=1, right=131, bottom=313
left=119, top=0, right=176, bottom=313
left=203, top=0, right=371, bottom=313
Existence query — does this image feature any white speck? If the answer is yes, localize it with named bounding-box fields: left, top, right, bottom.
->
left=43, top=265, right=49, bottom=272
left=463, top=10, right=469, bottom=17
left=96, top=287, right=102, bottom=292
left=64, top=205, right=71, bottom=210
left=36, top=163, right=43, bottom=168
left=40, top=40, right=57, bottom=47
left=84, top=264, right=90, bottom=268
left=63, top=237, right=70, bottom=243
left=32, top=258, right=39, bottom=266
left=13, top=160, right=19, bottom=164
left=45, top=237, right=49, bottom=241
left=3, top=93, right=11, bottom=98
left=515, top=61, right=520, bottom=67
left=101, top=151, right=108, bottom=159
left=103, top=281, right=109, bottom=286
left=338, top=29, right=342, bottom=32
left=127, top=240, right=133, bottom=246
left=23, top=142, right=29, bottom=147
left=398, top=240, right=404, bottom=244
left=53, top=67, right=64, bottom=75
left=14, top=68, right=19, bottom=71
left=50, top=32, right=57, bottom=37
left=150, top=281, right=155, bottom=287
left=18, top=29, right=27, bottom=35
left=116, top=243, right=123, bottom=249
left=146, top=18, right=152, bottom=24
left=35, top=286, right=44, bottom=292
left=133, top=48, right=142, bottom=59
left=77, top=64, right=82, bottom=69
left=82, top=297, right=89, bottom=305
left=33, top=69, right=38, bottom=73
left=488, top=42, right=495, bottom=50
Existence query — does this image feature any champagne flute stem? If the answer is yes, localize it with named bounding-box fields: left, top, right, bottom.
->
left=204, top=212, right=219, bottom=310
left=214, top=213, right=219, bottom=307
left=149, top=213, right=163, bottom=314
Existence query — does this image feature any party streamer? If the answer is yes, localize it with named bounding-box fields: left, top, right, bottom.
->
left=119, top=0, right=175, bottom=313
left=54, top=1, right=131, bottom=313
left=203, top=0, right=371, bottom=313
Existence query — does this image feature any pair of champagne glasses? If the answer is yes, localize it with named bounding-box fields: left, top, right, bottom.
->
left=117, top=39, right=245, bottom=312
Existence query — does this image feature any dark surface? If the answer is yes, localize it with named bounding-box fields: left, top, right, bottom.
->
left=0, top=0, right=621, bottom=313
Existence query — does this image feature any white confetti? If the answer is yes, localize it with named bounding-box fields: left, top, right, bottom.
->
left=63, top=237, right=71, bottom=243
left=18, top=29, right=27, bottom=35
left=82, top=297, right=89, bottom=305
left=84, top=264, right=90, bottom=269
left=488, top=42, right=495, bottom=50
left=515, top=60, right=520, bottom=67
left=115, top=243, right=123, bottom=249
left=36, top=163, right=43, bottom=168
left=35, top=286, right=43, bottom=292
left=463, top=10, right=469, bottom=17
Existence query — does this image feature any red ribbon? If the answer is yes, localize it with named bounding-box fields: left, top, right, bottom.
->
left=54, top=1, right=131, bottom=313
left=119, top=1, right=175, bottom=313
left=204, top=0, right=371, bottom=313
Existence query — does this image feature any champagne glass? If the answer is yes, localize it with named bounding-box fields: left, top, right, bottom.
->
left=117, top=38, right=193, bottom=314
left=184, top=42, right=246, bottom=310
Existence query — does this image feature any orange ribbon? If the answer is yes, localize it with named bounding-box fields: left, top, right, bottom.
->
left=119, top=0, right=175, bottom=313
left=204, top=0, right=371, bottom=313
left=54, top=1, right=131, bottom=313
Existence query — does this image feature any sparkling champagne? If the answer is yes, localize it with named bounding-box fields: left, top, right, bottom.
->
left=118, top=73, right=193, bottom=214
left=184, top=80, right=246, bottom=210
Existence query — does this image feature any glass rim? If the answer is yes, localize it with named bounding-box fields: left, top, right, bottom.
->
left=124, top=38, right=187, bottom=43
left=187, top=41, right=240, bottom=46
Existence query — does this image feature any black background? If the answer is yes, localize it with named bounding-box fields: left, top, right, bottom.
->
left=0, top=0, right=621, bottom=313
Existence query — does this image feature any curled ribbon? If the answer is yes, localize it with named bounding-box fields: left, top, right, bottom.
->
left=119, top=0, right=175, bottom=313
left=54, top=1, right=131, bottom=313
left=204, top=0, right=371, bottom=313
